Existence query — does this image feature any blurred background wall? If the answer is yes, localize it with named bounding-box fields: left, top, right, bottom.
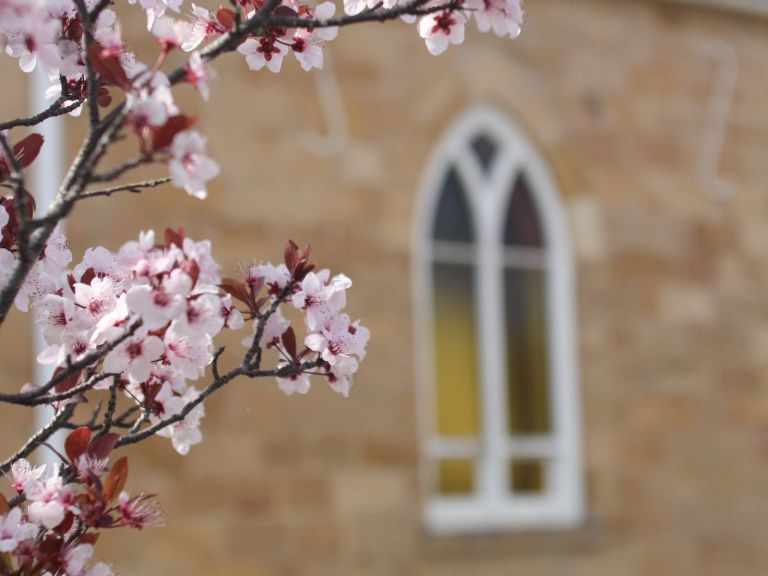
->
left=2, top=0, right=768, bottom=574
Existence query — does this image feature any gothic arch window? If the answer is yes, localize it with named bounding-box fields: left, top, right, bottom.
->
left=413, top=107, right=584, bottom=533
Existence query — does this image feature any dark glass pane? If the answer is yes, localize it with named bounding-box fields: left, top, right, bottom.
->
left=470, top=133, right=497, bottom=172
left=504, top=174, right=543, bottom=247
left=432, top=262, right=479, bottom=437
left=510, top=459, right=545, bottom=494
left=505, top=268, right=551, bottom=434
left=432, top=168, right=474, bottom=242
left=437, top=459, right=475, bottom=495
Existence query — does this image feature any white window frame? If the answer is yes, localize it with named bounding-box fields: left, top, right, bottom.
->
left=412, top=106, right=585, bottom=534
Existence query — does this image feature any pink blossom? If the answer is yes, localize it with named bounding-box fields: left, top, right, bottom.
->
left=418, top=10, right=467, bottom=55
left=237, top=36, right=287, bottom=74
left=344, top=0, right=397, bottom=16
left=163, top=325, right=212, bottom=379
left=74, top=454, right=109, bottom=480
left=130, top=0, right=183, bottom=30
left=9, top=458, right=45, bottom=493
left=168, top=129, right=220, bottom=199
left=466, top=0, right=523, bottom=37
left=292, top=270, right=351, bottom=331
left=182, top=4, right=227, bottom=51
left=117, top=491, right=164, bottom=529
left=327, top=354, right=359, bottom=397
left=24, top=466, right=74, bottom=529
left=220, top=294, right=245, bottom=330
left=176, top=293, right=224, bottom=336
left=151, top=16, right=193, bottom=50
left=62, top=543, right=94, bottom=576
left=125, top=268, right=192, bottom=330
left=154, top=385, right=205, bottom=454
left=184, top=51, right=214, bottom=101
left=74, top=277, right=117, bottom=320
left=103, top=331, right=165, bottom=382
left=0, top=508, right=38, bottom=553
left=252, top=262, right=290, bottom=295
left=126, top=90, right=170, bottom=129
left=4, top=12, right=60, bottom=73
left=242, top=307, right=290, bottom=349
left=305, top=313, right=369, bottom=367
left=290, top=2, right=338, bottom=71
left=276, top=365, right=311, bottom=396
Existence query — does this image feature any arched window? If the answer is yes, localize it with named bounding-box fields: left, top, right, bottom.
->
left=413, top=107, right=584, bottom=533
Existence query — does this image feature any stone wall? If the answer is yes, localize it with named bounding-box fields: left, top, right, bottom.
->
left=1, top=0, right=768, bottom=574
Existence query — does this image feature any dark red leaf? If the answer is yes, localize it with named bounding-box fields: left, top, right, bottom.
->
left=216, top=8, right=236, bottom=28
left=282, top=326, right=297, bottom=360
left=65, top=427, right=92, bottom=463
left=151, top=115, right=197, bottom=152
left=56, top=512, right=75, bottom=535
left=80, top=267, right=96, bottom=285
left=273, top=4, right=298, bottom=17
left=284, top=239, right=299, bottom=273
left=39, top=534, right=63, bottom=555
left=164, top=226, right=185, bottom=248
left=0, top=493, right=8, bottom=515
left=97, top=86, right=112, bottom=108
left=13, top=133, right=44, bottom=169
left=220, top=278, right=250, bottom=306
left=103, top=457, right=128, bottom=504
left=54, top=368, right=83, bottom=394
left=88, top=42, right=131, bottom=89
left=87, top=433, right=120, bottom=460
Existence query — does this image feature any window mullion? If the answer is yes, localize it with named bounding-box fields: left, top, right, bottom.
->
left=475, top=178, right=507, bottom=505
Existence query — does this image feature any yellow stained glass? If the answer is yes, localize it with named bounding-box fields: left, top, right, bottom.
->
left=510, top=459, right=545, bottom=494
left=437, top=459, right=474, bottom=495
left=432, top=262, right=479, bottom=437
left=505, top=268, right=551, bottom=434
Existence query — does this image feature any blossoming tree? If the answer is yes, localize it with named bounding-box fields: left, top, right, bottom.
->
left=0, top=0, right=523, bottom=573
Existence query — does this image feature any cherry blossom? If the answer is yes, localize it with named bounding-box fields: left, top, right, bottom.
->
left=418, top=10, right=467, bottom=56
left=468, top=0, right=524, bottom=37
left=168, top=129, right=220, bottom=199
left=276, top=366, right=312, bottom=396
left=304, top=313, right=369, bottom=366
left=24, top=466, right=74, bottom=529
left=0, top=508, right=38, bottom=553
left=237, top=36, right=287, bottom=74
left=103, top=330, right=165, bottom=382
left=117, top=491, right=164, bottom=529
left=290, top=2, right=338, bottom=71
left=10, top=458, right=45, bottom=493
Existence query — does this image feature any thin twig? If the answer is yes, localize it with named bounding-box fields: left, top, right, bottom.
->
left=0, top=321, right=140, bottom=405
left=0, top=98, right=84, bottom=132
left=94, top=376, right=120, bottom=440
left=81, top=177, right=170, bottom=199
left=73, top=0, right=100, bottom=128
left=0, top=405, right=75, bottom=475
left=88, top=154, right=152, bottom=184
left=116, top=359, right=322, bottom=448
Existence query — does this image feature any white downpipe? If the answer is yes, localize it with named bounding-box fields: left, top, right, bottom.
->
left=30, top=69, right=65, bottom=465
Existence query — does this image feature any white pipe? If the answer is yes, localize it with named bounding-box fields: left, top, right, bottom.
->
left=30, top=68, right=65, bottom=465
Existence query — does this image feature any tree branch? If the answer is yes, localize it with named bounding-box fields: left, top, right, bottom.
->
left=0, top=405, right=75, bottom=475
left=81, top=177, right=170, bottom=199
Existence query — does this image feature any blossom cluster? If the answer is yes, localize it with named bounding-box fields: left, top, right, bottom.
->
left=0, top=198, right=369, bottom=455
left=0, top=431, right=162, bottom=576
left=0, top=0, right=522, bottom=198
left=230, top=240, right=370, bottom=397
